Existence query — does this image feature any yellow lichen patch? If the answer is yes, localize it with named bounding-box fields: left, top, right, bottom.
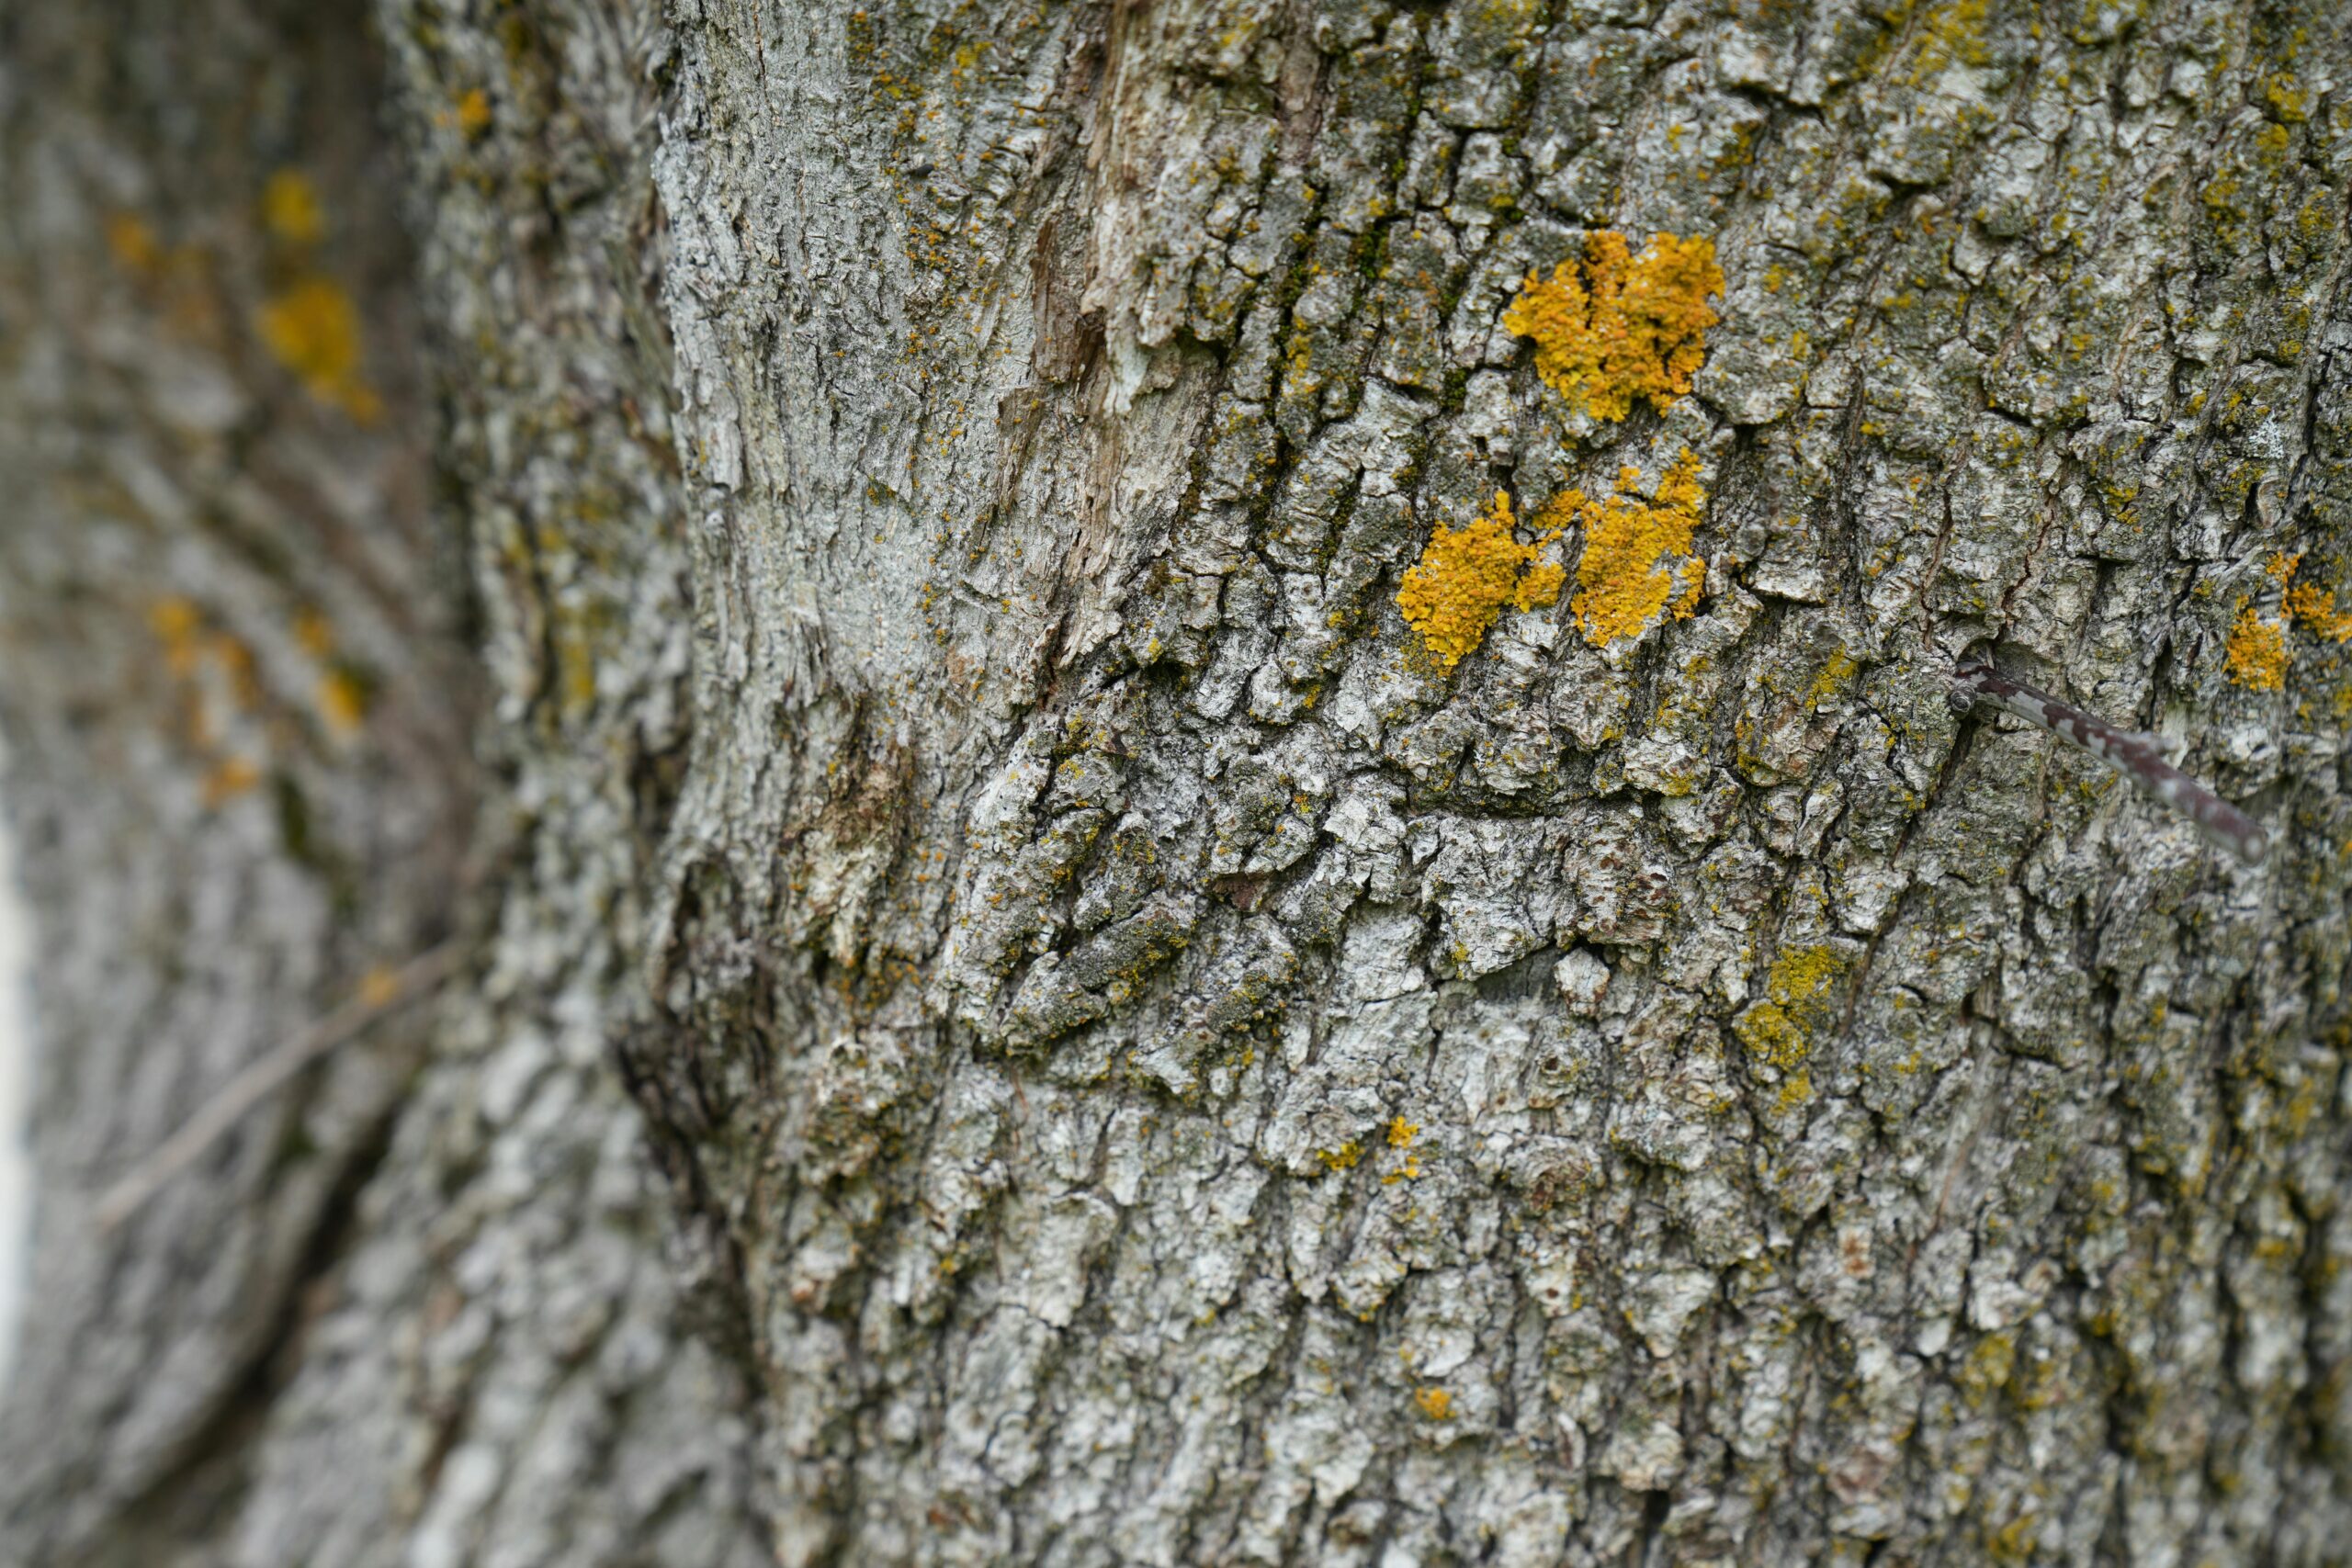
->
left=1317, top=1141, right=1363, bottom=1171
left=258, top=278, right=358, bottom=386
left=1734, top=943, right=1851, bottom=1100
left=2225, top=602, right=2288, bottom=691
left=1413, top=1386, right=1454, bottom=1420
left=1548, top=448, right=1708, bottom=649
left=1501, top=231, right=1724, bottom=422
left=1395, top=491, right=1566, bottom=669
left=357, top=965, right=402, bottom=1008
left=1383, top=1120, right=1429, bottom=1184
left=456, top=87, right=494, bottom=137
left=209, top=631, right=262, bottom=709
left=2286, top=579, right=2352, bottom=642
left=107, top=214, right=162, bottom=275
left=1805, top=647, right=1860, bottom=708
left=293, top=607, right=336, bottom=657
left=1381, top=1114, right=1425, bottom=1180
left=1915, top=0, right=1991, bottom=76
left=2225, top=554, right=2352, bottom=688
left=262, top=169, right=324, bottom=246
left=317, top=669, right=368, bottom=739
left=149, top=596, right=205, bottom=675
left=200, top=756, right=262, bottom=807
left=1958, top=1329, right=2018, bottom=1404
left=257, top=277, right=382, bottom=423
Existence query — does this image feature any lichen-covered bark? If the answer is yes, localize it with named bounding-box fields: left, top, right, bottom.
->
left=0, top=0, right=472, bottom=1550
left=642, top=1, right=2352, bottom=1562
left=7, top=0, right=2352, bottom=1564
left=0, top=2, right=762, bottom=1564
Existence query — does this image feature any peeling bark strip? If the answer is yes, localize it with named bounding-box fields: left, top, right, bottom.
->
left=1950, top=660, right=2269, bottom=865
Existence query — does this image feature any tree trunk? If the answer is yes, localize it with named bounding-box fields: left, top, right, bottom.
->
left=6, top=0, right=2352, bottom=1562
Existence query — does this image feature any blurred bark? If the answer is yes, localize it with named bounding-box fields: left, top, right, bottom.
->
left=0, top=1, right=761, bottom=1562
left=5, top=0, right=2352, bottom=1564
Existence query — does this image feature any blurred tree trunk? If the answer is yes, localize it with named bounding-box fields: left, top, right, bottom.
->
left=6, top=0, right=2352, bottom=1564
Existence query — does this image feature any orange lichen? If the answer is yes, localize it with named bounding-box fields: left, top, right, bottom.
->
left=148, top=599, right=293, bottom=796
left=1414, top=1387, right=1454, bottom=1420
left=2285, top=579, right=2352, bottom=642
left=1501, top=231, right=1724, bottom=422
left=2227, top=556, right=2352, bottom=690
left=1381, top=1113, right=1426, bottom=1182
left=357, top=965, right=402, bottom=1008
left=200, top=757, right=262, bottom=807
left=1395, top=491, right=1566, bottom=669
left=2225, top=603, right=2288, bottom=692
left=261, top=170, right=324, bottom=246
left=257, top=277, right=382, bottom=423
left=1546, top=448, right=1709, bottom=649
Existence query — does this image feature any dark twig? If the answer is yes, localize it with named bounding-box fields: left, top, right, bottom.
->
left=91, top=940, right=467, bottom=1232
left=1949, top=660, right=2267, bottom=866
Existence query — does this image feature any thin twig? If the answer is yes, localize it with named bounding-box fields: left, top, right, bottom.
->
left=92, top=940, right=468, bottom=1233
left=1949, top=660, right=2268, bottom=866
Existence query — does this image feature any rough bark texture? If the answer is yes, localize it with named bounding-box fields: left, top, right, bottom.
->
left=0, top=2, right=763, bottom=1564
left=6, top=0, right=2352, bottom=1564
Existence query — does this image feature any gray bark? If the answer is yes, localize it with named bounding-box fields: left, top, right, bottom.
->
left=0, top=1, right=761, bottom=1563
left=5, top=0, right=2352, bottom=1564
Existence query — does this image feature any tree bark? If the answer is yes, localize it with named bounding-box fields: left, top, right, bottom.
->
left=6, top=0, right=2352, bottom=1564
